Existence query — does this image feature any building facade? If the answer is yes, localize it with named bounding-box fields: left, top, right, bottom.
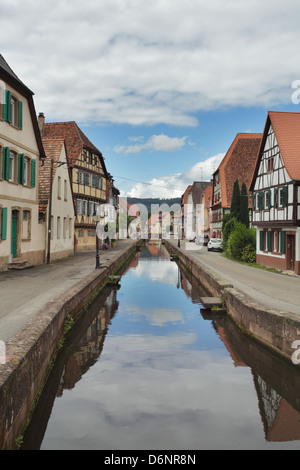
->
left=0, top=55, right=45, bottom=270
left=211, top=133, right=262, bottom=238
left=39, top=139, right=75, bottom=261
left=250, top=111, right=300, bottom=275
left=41, top=119, right=112, bottom=252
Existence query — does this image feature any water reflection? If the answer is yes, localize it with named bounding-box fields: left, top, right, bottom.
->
left=21, top=242, right=300, bottom=450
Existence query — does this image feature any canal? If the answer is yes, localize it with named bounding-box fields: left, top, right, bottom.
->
left=21, top=242, right=300, bottom=450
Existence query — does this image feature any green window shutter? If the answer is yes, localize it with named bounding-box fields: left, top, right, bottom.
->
left=260, top=230, right=264, bottom=251
left=267, top=230, right=272, bottom=252
left=18, top=100, right=23, bottom=130
left=18, top=154, right=25, bottom=184
left=252, top=193, right=255, bottom=211
left=274, top=188, right=278, bottom=208
left=280, top=231, right=286, bottom=254
left=3, top=90, right=9, bottom=121
left=31, top=159, right=36, bottom=187
left=282, top=186, right=288, bottom=207
left=1, top=208, right=7, bottom=241
left=3, top=90, right=12, bottom=123
left=258, top=192, right=264, bottom=210
left=2, top=147, right=10, bottom=180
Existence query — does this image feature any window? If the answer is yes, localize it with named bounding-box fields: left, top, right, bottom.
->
left=69, top=218, right=72, bottom=238
left=83, top=172, right=90, bottom=186
left=92, top=174, right=100, bottom=188
left=265, top=190, right=272, bottom=209
left=22, top=210, right=31, bottom=240
left=279, top=186, right=288, bottom=208
left=9, top=151, right=16, bottom=182
left=267, top=157, right=274, bottom=173
left=76, top=199, right=82, bottom=215
left=78, top=230, right=83, bottom=237
left=63, top=217, right=67, bottom=238
left=57, top=217, right=61, bottom=239
left=58, top=176, right=61, bottom=199
left=64, top=180, right=67, bottom=201
left=2, top=90, right=22, bottom=129
left=82, top=200, right=87, bottom=215
left=77, top=171, right=83, bottom=184
left=23, top=157, right=29, bottom=185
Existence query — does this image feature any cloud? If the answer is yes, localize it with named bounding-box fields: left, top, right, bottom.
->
left=1, top=0, right=300, bottom=126
left=125, top=153, right=225, bottom=198
left=114, top=134, right=188, bottom=154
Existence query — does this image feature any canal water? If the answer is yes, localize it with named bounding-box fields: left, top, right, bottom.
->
left=21, top=242, right=300, bottom=450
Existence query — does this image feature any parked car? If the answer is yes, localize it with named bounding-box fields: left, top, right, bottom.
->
left=207, top=238, right=223, bottom=252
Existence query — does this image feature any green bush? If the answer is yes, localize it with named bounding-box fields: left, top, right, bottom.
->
left=226, top=222, right=256, bottom=262
left=222, top=216, right=237, bottom=250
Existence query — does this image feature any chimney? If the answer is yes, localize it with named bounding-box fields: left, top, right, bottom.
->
left=38, top=112, right=45, bottom=137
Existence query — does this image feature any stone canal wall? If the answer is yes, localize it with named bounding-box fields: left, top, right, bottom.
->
left=0, top=241, right=139, bottom=450
left=165, top=240, right=300, bottom=366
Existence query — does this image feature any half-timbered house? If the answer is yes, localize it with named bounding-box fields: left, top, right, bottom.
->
left=250, top=111, right=300, bottom=274
left=41, top=118, right=112, bottom=252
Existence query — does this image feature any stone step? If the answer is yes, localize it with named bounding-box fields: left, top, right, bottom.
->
left=8, top=261, right=34, bottom=270
left=200, top=297, right=224, bottom=310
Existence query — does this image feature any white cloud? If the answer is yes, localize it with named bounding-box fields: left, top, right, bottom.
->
left=125, top=152, right=225, bottom=198
left=114, top=134, right=188, bottom=154
left=1, top=0, right=300, bottom=126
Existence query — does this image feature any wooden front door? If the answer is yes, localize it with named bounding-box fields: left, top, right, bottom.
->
left=11, top=210, right=18, bottom=258
left=287, top=234, right=295, bottom=271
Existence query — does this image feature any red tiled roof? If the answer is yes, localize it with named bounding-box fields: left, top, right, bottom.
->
left=215, top=133, right=262, bottom=208
left=203, top=185, right=213, bottom=209
left=43, top=121, right=107, bottom=175
left=39, top=139, right=65, bottom=212
left=268, top=111, right=300, bottom=180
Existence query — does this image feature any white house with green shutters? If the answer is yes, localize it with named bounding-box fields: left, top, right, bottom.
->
left=0, top=54, right=45, bottom=270
left=250, top=111, right=300, bottom=275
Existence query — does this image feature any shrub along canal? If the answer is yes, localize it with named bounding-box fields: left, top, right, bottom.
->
left=21, top=242, right=300, bottom=450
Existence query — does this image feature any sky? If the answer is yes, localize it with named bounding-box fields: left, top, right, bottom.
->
left=1, top=0, right=300, bottom=198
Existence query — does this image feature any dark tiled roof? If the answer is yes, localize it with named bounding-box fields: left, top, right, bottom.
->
left=0, top=54, right=33, bottom=94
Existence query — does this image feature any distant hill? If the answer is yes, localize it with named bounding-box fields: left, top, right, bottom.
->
left=127, top=197, right=181, bottom=214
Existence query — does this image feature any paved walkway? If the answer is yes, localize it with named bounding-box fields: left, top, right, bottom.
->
left=0, top=239, right=137, bottom=342
left=168, top=239, right=300, bottom=316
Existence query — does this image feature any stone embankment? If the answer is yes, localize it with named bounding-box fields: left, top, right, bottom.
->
left=0, top=239, right=139, bottom=450
left=164, top=239, right=300, bottom=367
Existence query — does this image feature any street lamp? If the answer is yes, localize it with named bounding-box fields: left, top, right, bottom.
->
left=95, top=221, right=100, bottom=269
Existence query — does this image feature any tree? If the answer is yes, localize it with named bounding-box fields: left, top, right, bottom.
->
left=240, top=182, right=249, bottom=228
left=230, top=180, right=240, bottom=220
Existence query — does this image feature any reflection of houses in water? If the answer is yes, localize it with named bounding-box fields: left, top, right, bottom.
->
left=57, top=288, right=119, bottom=395
left=213, top=310, right=300, bottom=444
left=255, top=375, right=300, bottom=443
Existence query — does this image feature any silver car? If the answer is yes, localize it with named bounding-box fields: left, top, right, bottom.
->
left=207, top=238, right=223, bottom=252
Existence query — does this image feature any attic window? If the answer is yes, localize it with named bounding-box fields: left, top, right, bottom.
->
left=267, top=157, right=274, bottom=173
left=2, top=90, right=22, bottom=129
